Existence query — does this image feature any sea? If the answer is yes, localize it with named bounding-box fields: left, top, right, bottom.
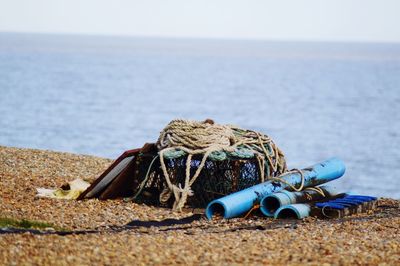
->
left=0, top=32, right=399, bottom=199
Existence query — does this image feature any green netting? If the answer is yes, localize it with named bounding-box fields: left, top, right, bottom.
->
left=163, top=146, right=255, bottom=161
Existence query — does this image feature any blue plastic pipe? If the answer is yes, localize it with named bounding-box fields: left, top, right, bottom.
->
left=260, top=186, right=343, bottom=217
left=274, top=204, right=311, bottom=219
left=205, top=157, right=345, bottom=219
left=275, top=195, right=378, bottom=219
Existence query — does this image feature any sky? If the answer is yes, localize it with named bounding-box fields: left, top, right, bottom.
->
left=0, top=0, right=399, bottom=42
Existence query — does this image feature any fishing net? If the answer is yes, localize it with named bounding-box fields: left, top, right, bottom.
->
left=129, top=119, right=287, bottom=210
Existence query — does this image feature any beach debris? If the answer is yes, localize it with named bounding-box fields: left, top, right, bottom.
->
left=156, top=119, right=287, bottom=210
left=35, top=119, right=377, bottom=222
left=205, top=158, right=346, bottom=219
left=79, top=119, right=288, bottom=210
left=78, top=148, right=142, bottom=200
left=36, top=178, right=90, bottom=199
left=312, top=194, right=378, bottom=218
left=260, top=185, right=344, bottom=217
left=274, top=195, right=378, bottom=219
left=274, top=203, right=312, bottom=219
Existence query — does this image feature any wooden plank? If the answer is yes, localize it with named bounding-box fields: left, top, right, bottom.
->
left=310, top=200, right=377, bottom=218
left=77, top=143, right=156, bottom=200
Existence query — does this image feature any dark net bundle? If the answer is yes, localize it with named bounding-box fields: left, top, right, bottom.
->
left=132, top=154, right=262, bottom=208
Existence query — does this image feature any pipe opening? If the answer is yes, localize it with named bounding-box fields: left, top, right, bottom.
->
left=276, top=208, right=299, bottom=219
left=261, top=196, right=281, bottom=216
left=205, top=202, right=226, bottom=220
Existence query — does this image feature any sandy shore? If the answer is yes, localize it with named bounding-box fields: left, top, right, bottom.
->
left=0, top=146, right=399, bottom=265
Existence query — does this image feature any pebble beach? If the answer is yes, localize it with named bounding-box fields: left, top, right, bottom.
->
left=0, top=145, right=399, bottom=265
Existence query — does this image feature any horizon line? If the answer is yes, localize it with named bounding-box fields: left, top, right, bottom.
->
left=1, top=30, right=400, bottom=46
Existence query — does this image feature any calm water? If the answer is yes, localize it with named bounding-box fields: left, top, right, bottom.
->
left=1, top=33, right=399, bottom=198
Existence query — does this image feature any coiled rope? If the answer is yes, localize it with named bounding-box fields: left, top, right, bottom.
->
left=157, top=119, right=287, bottom=211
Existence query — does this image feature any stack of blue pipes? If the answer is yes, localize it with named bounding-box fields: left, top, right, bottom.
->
left=205, top=158, right=376, bottom=220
